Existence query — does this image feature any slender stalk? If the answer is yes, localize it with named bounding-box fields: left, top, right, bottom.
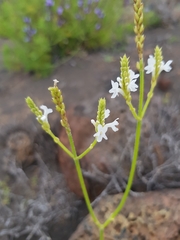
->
left=138, top=59, right=144, bottom=113
left=99, top=227, right=104, bottom=240
left=102, top=119, right=142, bottom=229
left=141, top=83, right=155, bottom=119
left=65, top=128, right=101, bottom=228
left=46, top=130, right=74, bottom=158
left=102, top=55, right=144, bottom=230
left=74, top=159, right=101, bottom=227
left=67, top=131, right=77, bottom=156
left=76, top=139, right=97, bottom=161
left=126, top=101, right=141, bottom=121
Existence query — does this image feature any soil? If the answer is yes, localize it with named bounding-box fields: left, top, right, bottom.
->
left=0, top=25, right=179, bottom=128
left=0, top=22, right=180, bottom=240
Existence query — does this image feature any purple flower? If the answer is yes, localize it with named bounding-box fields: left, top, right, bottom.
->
left=45, top=0, right=54, bottom=7
left=95, top=23, right=101, bottom=30
left=94, top=8, right=104, bottom=18
left=83, top=7, right=89, bottom=14
left=57, top=6, right=63, bottom=15
left=23, top=26, right=37, bottom=42
left=23, top=17, right=31, bottom=23
left=77, top=0, right=83, bottom=8
left=87, top=0, right=92, bottom=4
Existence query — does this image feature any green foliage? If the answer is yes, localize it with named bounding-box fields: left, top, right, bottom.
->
left=0, top=0, right=124, bottom=77
left=144, top=10, right=162, bottom=28
left=0, top=181, right=10, bottom=205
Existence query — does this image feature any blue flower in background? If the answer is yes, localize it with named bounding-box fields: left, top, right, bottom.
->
left=94, top=8, right=104, bottom=18
left=45, top=0, right=54, bottom=7
left=77, top=0, right=83, bottom=8
left=95, top=23, right=101, bottom=30
left=83, top=7, right=89, bottom=14
left=23, top=17, right=31, bottom=23
left=23, top=17, right=37, bottom=42
left=57, top=6, right=63, bottom=15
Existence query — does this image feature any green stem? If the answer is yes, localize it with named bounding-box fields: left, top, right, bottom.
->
left=138, top=59, right=144, bottom=113
left=99, top=227, right=104, bottom=240
left=76, top=139, right=97, bottom=161
left=141, top=83, right=155, bottom=119
left=102, top=119, right=142, bottom=229
left=46, top=129, right=74, bottom=158
left=74, top=159, right=101, bottom=228
left=66, top=128, right=101, bottom=228
left=67, top=131, right=77, bottom=156
left=126, top=101, right=141, bottom=121
left=102, top=57, right=144, bottom=230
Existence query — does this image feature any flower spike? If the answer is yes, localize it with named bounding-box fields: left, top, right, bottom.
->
left=91, top=100, right=119, bottom=142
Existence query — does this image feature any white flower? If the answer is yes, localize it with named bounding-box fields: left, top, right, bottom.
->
left=105, top=109, right=110, bottom=118
left=144, top=55, right=173, bottom=75
left=160, top=60, right=173, bottom=72
left=91, top=109, right=119, bottom=142
left=144, top=55, right=155, bottom=74
left=127, top=79, right=138, bottom=92
left=106, top=118, right=119, bottom=132
left=93, top=124, right=108, bottom=142
left=39, top=105, right=53, bottom=122
left=129, top=69, right=139, bottom=80
left=109, top=80, right=120, bottom=98
left=110, top=70, right=139, bottom=97
left=53, top=79, right=59, bottom=86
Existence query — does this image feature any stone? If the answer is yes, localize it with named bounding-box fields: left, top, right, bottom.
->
left=70, top=189, right=180, bottom=240
left=157, top=75, right=172, bottom=92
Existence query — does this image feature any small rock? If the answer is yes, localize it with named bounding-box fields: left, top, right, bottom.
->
left=157, top=76, right=172, bottom=92
left=70, top=189, right=180, bottom=240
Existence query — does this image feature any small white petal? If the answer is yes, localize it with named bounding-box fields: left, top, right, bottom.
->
left=39, top=105, right=53, bottom=122
left=91, top=119, right=96, bottom=126
left=117, top=77, right=121, bottom=82
left=53, top=79, right=59, bottom=86
left=129, top=69, right=139, bottom=80
left=93, top=124, right=108, bottom=142
left=128, top=79, right=138, bottom=92
left=161, top=60, right=173, bottom=72
left=105, top=109, right=110, bottom=119
left=144, top=55, right=156, bottom=74
left=106, top=118, right=119, bottom=132
left=109, top=80, right=120, bottom=98
left=40, top=115, right=46, bottom=121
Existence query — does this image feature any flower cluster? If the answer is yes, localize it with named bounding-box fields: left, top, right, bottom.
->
left=109, top=54, right=173, bottom=99
left=94, top=8, right=104, bottom=19
left=144, top=55, right=173, bottom=76
left=56, top=5, right=65, bottom=26
left=91, top=109, right=119, bottom=142
left=109, top=69, right=139, bottom=98
left=45, top=0, right=54, bottom=21
left=23, top=17, right=37, bottom=42
left=76, top=0, right=104, bottom=30
left=45, top=0, right=54, bottom=7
